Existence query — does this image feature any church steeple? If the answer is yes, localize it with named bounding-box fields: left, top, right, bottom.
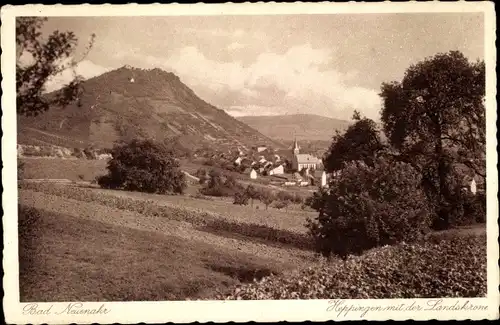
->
left=293, top=137, right=300, bottom=155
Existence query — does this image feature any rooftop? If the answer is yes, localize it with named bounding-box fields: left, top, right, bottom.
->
left=295, top=154, right=321, bottom=163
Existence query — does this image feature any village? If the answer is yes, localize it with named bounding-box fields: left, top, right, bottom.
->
left=193, top=138, right=328, bottom=190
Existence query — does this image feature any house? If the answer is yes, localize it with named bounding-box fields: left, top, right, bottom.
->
left=234, top=157, right=242, bottom=166
left=249, top=169, right=258, bottom=179
left=321, top=171, right=327, bottom=187
left=470, top=179, right=477, bottom=194
left=258, top=157, right=267, bottom=164
left=291, top=138, right=321, bottom=171
left=97, top=153, right=112, bottom=160
left=257, top=146, right=268, bottom=153
left=299, top=181, right=309, bottom=187
left=269, top=165, right=284, bottom=176
left=284, top=181, right=296, bottom=186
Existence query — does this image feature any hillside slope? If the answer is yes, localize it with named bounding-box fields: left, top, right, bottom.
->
left=237, top=114, right=351, bottom=141
left=18, top=66, right=281, bottom=150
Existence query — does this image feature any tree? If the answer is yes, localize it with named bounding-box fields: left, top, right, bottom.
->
left=97, top=139, right=186, bottom=194
left=260, top=190, right=276, bottom=210
left=323, top=111, right=385, bottom=173
left=379, top=51, right=485, bottom=229
left=245, top=185, right=259, bottom=207
left=306, top=158, right=431, bottom=258
left=233, top=190, right=250, bottom=206
left=199, top=169, right=243, bottom=197
left=16, top=17, right=95, bottom=116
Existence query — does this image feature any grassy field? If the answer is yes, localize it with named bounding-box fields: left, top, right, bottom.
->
left=20, top=181, right=316, bottom=236
left=18, top=180, right=486, bottom=301
left=19, top=205, right=295, bottom=302
left=20, top=158, right=108, bottom=182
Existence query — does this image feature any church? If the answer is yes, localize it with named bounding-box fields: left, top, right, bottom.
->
left=291, top=138, right=322, bottom=172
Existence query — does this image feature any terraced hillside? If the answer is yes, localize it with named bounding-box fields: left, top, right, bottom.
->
left=18, top=66, right=282, bottom=151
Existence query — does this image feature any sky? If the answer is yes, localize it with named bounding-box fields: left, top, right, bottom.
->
left=38, top=13, right=484, bottom=121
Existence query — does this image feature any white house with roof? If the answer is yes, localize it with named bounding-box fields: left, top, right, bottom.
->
left=321, top=171, right=327, bottom=187
left=291, top=138, right=321, bottom=171
left=257, top=146, right=268, bottom=153
left=269, top=164, right=284, bottom=175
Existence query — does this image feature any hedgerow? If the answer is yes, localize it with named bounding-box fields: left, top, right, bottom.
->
left=220, top=233, right=486, bottom=299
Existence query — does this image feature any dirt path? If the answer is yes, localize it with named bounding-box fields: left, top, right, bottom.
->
left=20, top=190, right=317, bottom=267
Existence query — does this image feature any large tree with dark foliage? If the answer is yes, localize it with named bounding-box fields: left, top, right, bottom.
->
left=323, top=111, right=385, bottom=173
left=98, top=139, right=186, bottom=194
left=379, top=51, right=485, bottom=229
left=16, top=17, right=95, bottom=116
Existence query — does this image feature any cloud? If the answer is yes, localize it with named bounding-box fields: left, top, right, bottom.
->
left=159, top=44, right=381, bottom=120
left=44, top=59, right=111, bottom=93
left=227, top=42, right=246, bottom=51
left=182, top=28, right=247, bottom=38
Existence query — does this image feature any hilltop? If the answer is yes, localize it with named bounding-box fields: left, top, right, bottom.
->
left=236, top=114, right=351, bottom=142
left=17, top=66, right=281, bottom=151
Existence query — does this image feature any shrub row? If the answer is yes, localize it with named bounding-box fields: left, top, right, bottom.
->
left=20, top=182, right=313, bottom=250
left=219, top=233, right=486, bottom=300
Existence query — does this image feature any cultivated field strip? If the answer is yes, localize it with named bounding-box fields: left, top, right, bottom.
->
left=19, top=189, right=317, bottom=266
left=90, top=187, right=316, bottom=233
left=19, top=182, right=315, bottom=250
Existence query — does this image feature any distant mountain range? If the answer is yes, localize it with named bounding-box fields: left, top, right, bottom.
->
left=17, top=66, right=282, bottom=151
left=236, top=114, right=351, bottom=141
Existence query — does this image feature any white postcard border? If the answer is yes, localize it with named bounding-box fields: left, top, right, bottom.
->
left=2, top=2, right=498, bottom=323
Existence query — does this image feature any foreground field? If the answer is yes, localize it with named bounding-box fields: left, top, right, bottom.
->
left=18, top=180, right=486, bottom=301
left=19, top=201, right=313, bottom=302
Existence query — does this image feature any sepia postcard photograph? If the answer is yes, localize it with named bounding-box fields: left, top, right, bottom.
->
left=2, top=2, right=499, bottom=323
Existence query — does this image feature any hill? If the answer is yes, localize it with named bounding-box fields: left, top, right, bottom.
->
left=17, top=66, right=281, bottom=151
left=236, top=114, right=351, bottom=142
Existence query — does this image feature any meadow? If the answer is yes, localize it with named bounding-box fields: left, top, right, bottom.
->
left=19, top=205, right=294, bottom=301
left=20, top=157, right=108, bottom=181
left=18, top=157, right=487, bottom=301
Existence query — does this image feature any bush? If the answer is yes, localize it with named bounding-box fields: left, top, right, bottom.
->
left=459, top=191, right=486, bottom=225
left=220, top=233, right=486, bottom=299
left=306, top=159, right=431, bottom=258
left=272, top=200, right=289, bottom=210
left=199, top=169, right=243, bottom=197
left=276, top=191, right=302, bottom=204
left=233, top=191, right=249, bottom=206
left=97, top=139, right=186, bottom=194
left=304, top=187, right=328, bottom=211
